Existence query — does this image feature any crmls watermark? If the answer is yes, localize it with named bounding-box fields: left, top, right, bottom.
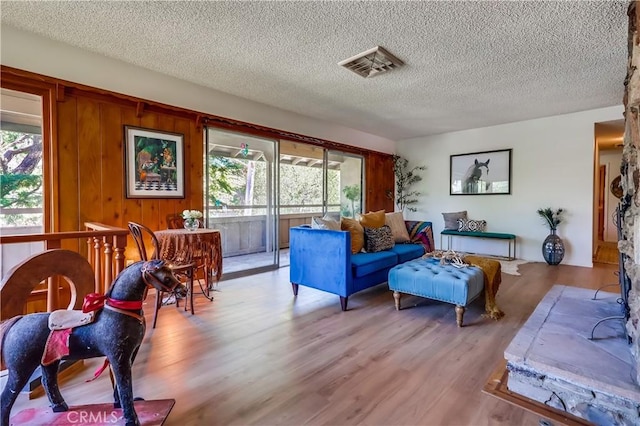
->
left=66, top=410, right=123, bottom=423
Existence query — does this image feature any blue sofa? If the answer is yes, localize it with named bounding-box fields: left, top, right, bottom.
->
left=289, top=222, right=433, bottom=310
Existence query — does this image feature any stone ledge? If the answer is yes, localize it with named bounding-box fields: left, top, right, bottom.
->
left=505, top=285, right=640, bottom=425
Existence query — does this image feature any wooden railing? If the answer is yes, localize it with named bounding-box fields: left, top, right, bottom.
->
left=0, top=222, right=128, bottom=312
left=84, top=222, right=128, bottom=294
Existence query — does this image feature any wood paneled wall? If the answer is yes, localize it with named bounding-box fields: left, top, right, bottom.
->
left=366, top=152, right=395, bottom=213
left=1, top=66, right=395, bottom=256
left=55, top=96, right=202, bottom=233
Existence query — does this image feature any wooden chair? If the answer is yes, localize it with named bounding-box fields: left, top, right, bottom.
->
left=166, top=213, right=206, bottom=230
left=127, top=221, right=196, bottom=328
left=166, top=213, right=186, bottom=230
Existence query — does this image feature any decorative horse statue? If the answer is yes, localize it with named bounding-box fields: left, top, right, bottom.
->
left=0, top=260, right=187, bottom=426
left=462, top=158, right=490, bottom=193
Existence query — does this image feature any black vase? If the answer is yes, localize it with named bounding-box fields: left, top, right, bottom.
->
left=542, top=229, right=564, bottom=265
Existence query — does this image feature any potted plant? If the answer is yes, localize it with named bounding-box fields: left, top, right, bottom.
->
left=537, top=207, right=565, bottom=265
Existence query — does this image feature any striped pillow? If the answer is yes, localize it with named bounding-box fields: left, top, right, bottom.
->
left=405, top=221, right=435, bottom=253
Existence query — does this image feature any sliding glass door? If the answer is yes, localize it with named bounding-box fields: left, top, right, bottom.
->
left=204, top=131, right=364, bottom=278
left=327, top=150, right=363, bottom=218
left=278, top=142, right=363, bottom=219
left=205, top=128, right=279, bottom=277
left=278, top=141, right=363, bottom=254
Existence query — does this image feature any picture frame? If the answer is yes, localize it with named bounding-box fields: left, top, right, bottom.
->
left=124, top=126, right=185, bottom=198
left=450, top=148, right=512, bottom=195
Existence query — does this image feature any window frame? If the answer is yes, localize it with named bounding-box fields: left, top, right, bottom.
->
left=1, top=82, right=56, bottom=233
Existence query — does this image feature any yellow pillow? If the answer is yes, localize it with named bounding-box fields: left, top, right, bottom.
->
left=359, top=209, right=385, bottom=228
left=341, top=217, right=365, bottom=254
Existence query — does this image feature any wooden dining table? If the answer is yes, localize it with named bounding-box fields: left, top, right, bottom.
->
left=154, top=228, right=223, bottom=291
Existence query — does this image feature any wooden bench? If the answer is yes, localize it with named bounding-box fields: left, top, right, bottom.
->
left=440, top=230, right=516, bottom=260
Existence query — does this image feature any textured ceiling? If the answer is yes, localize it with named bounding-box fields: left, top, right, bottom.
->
left=0, top=1, right=629, bottom=141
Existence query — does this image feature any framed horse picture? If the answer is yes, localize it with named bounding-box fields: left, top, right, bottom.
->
left=450, top=149, right=512, bottom=195
left=124, top=126, right=185, bottom=198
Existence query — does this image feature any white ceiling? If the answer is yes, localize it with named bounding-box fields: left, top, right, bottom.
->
left=0, top=1, right=629, bottom=141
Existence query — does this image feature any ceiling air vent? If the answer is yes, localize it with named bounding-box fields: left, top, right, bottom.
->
left=338, top=46, right=404, bottom=78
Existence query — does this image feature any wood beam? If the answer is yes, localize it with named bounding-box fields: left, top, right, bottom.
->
left=55, top=83, right=65, bottom=102
left=135, top=101, right=146, bottom=118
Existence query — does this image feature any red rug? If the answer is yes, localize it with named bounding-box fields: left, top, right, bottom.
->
left=10, top=399, right=175, bottom=425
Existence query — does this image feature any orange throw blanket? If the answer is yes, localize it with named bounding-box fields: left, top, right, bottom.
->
left=463, top=255, right=505, bottom=320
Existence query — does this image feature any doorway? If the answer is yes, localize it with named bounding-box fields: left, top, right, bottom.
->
left=593, top=119, right=624, bottom=265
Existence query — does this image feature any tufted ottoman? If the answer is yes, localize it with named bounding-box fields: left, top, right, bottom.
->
left=388, top=257, right=485, bottom=326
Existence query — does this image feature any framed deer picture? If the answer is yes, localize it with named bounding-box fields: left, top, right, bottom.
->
left=450, top=149, right=512, bottom=195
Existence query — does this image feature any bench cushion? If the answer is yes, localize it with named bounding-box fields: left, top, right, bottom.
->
left=441, top=230, right=515, bottom=240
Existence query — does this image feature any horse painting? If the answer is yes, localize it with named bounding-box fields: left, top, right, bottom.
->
left=462, top=158, right=490, bottom=193
left=0, top=260, right=187, bottom=426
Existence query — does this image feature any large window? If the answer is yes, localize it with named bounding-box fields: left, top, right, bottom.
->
left=0, top=89, right=44, bottom=229
left=279, top=141, right=362, bottom=217
left=205, top=128, right=279, bottom=276
left=206, top=133, right=276, bottom=218
left=330, top=151, right=363, bottom=218
left=278, top=162, right=340, bottom=215
left=0, top=88, right=45, bottom=278
left=204, top=128, right=364, bottom=276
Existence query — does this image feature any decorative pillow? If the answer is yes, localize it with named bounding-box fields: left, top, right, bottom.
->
left=457, top=218, right=486, bottom=232
left=406, top=221, right=435, bottom=253
left=363, top=225, right=394, bottom=253
left=323, top=211, right=341, bottom=222
left=311, top=216, right=341, bottom=231
left=341, top=217, right=365, bottom=254
left=442, top=211, right=468, bottom=230
left=385, top=212, right=410, bottom=243
left=359, top=209, right=386, bottom=228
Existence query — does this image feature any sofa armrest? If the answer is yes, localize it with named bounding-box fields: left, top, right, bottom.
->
left=404, top=221, right=435, bottom=253
left=289, top=226, right=352, bottom=297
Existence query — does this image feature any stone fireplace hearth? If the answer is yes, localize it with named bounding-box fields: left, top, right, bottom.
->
left=505, top=285, right=639, bottom=425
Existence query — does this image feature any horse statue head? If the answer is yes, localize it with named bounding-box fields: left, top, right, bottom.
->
left=106, top=259, right=186, bottom=302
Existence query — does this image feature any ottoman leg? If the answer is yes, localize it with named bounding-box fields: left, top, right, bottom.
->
left=393, top=291, right=402, bottom=310
left=455, top=305, right=465, bottom=327
left=291, top=283, right=299, bottom=296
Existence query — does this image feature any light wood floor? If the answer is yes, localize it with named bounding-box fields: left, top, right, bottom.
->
left=9, top=262, right=620, bottom=425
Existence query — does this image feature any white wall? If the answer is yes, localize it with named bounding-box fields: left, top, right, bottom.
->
left=600, top=150, right=624, bottom=242
left=398, top=106, right=623, bottom=267
left=0, top=26, right=395, bottom=154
